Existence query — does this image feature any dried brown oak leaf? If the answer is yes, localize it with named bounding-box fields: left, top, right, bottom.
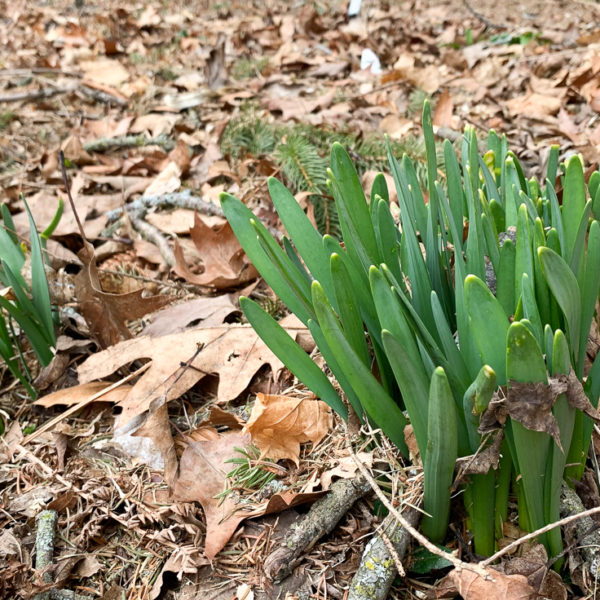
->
left=434, top=567, right=537, bottom=599
left=77, top=324, right=305, bottom=428
left=499, top=543, right=567, bottom=600
left=173, top=213, right=258, bottom=289
left=141, top=294, right=238, bottom=336
left=34, top=381, right=131, bottom=407
left=244, top=393, right=333, bottom=465
left=75, top=240, right=172, bottom=348
left=173, top=431, right=253, bottom=559
left=173, top=430, right=324, bottom=559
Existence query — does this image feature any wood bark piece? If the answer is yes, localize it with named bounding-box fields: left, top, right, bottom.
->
left=83, top=134, right=175, bottom=153
left=49, top=591, right=93, bottom=600
left=104, top=190, right=283, bottom=241
left=560, top=482, right=600, bottom=580
left=263, top=476, right=372, bottom=582
left=33, top=509, right=94, bottom=600
left=34, top=510, right=58, bottom=600
left=35, top=510, right=58, bottom=581
left=129, top=213, right=176, bottom=267
left=348, top=507, right=421, bottom=600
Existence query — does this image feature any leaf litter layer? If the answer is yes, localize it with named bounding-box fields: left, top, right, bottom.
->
left=1, top=0, right=600, bottom=598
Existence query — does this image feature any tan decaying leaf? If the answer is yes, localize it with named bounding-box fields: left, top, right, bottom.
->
left=320, top=451, right=374, bottom=490
left=173, top=213, right=258, bottom=289
left=33, top=353, right=71, bottom=391
left=11, top=176, right=122, bottom=238
left=80, top=58, right=130, bottom=87
left=140, top=294, right=238, bottom=336
left=74, top=240, right=173, bottom=348
left=172, top=431, right=254, bottom=559
left=77, top=324, right=308, bottom=428
left=388, top=51, right=442, bottom=94
left=83, top=116, right=133, bottom=139
left=265, top=88, right=336, bottom=121
left=34, top=382, right=132, bottom=408
left=60, top=135, right=93, bottom=166
left=378, top=115, right=414, bottom=140
left=130, top=113, right=179, bottom=138
left=244, top=393, right=333, bottom=465
left=433, top=88, right=454, bottom=128
left=172, top=430, right=324, bottom=558
left=199, top=406, right=245, bottom=430
left=504, top=92, right=562, bottom=119
left=133, top=404, right=179, bottom=489
left=142, top=161, right=181, bottom=198
left=435, top=567, right=537, bottom=599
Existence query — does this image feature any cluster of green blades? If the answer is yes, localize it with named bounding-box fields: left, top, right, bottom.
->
left=221, top=102, right=600, bottom=561
left=0, top=198, right=62, bottom=398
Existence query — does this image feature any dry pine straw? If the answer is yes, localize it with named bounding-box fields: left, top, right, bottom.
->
left=0, top=391, right=420, bottom=599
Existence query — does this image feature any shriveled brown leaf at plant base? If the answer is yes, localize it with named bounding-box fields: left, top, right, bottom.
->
left=244, top=393, right=333, bottom=465
left=77, top=323, right=309, bottom=428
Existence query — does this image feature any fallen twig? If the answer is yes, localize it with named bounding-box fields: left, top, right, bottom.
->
left=348, top=509, right=421, bottom=600
left=33, top=510, right=93, bottom=600
left=346, top=420, right=600, bottom=593
left=0, top=86, right=75, bottom=103
left=129, top=213, right=176, bottom=267
left=462, top=0, right=504, bottom=29
left=103, top=189, right=283, bottom=251
left=78, top=84, right=127, bottom=107
left=21, top=363, right=150, bottom=446
left=83, top=134, right=175, bottom=153
left=481, top=492, right=600, bottom=568
left=0, top=68, right=82, bottom=78
left=106, top=190, right=225, bottom=223
left=0, top=82, right=125, bottom=106
left=35, top=510, right=57, bottom=582
left=263, top=475, right=372, bottom=582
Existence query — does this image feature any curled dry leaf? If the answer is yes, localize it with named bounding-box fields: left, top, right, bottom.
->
left=265, top=87, right=336, bottom=121
left=561, top=371, right=600, bottom=421
left=320, top=451, right=374, bottom=490
left=142, top=161, right=182, bottom=198
left=173, top=213, right=258, bottom=289
left=140, top=294, right=238, bottom=336
left=172, top=430, right=325, bottom=559
left=34, top=381, right=131, bottom=408
left=77, top=324, right=308, bottom=428
left=432, top=88, right=454, bottom=128
left=75, top=240, right=172, bottom=348
left=435, top=567, right=537, bottom=600
left=149, top=548, right=209, bottom=600
left=455, top=430, right=504, bottom=479
left=133, top=403, right=179, bottom=489
left=172, top=431, right=252, bottom=559
left=507, top=381, right=563, bottom=450
left=502, top=374, right=600, bottom=452
left=244, top=393, right=333, bottom=465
